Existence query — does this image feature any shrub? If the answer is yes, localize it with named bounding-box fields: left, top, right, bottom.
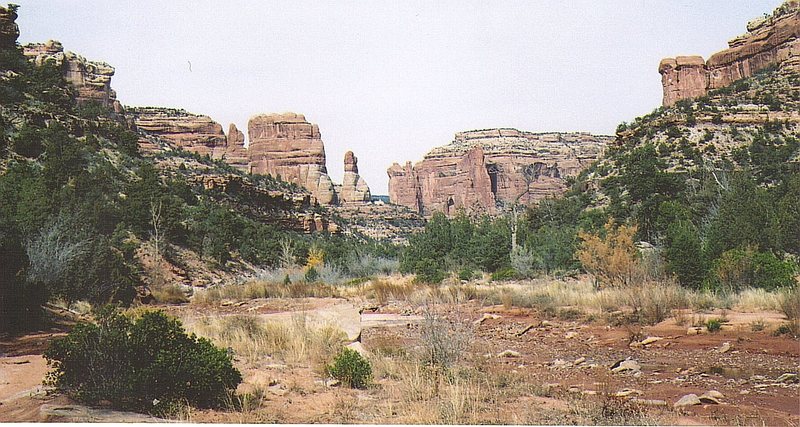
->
left=706, top=318, right=723, bottom=333
left=326, top=347, right=372, bottom=389
left=457, top=267, right=476, bottom=281
left=44, top=309, right=241, bottom=414
left=490, top=267, right=517, bottom=281
left=577, top=220, right=640, bottom=288
left=708, top=247, right=797, bottom=292
left=304, top=266, right=319, bottom=283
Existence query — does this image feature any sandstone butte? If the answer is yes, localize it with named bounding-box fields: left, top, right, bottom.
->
left=387, top=129, right=611, bottom=217
left=659, top=0, right=800, bottom=106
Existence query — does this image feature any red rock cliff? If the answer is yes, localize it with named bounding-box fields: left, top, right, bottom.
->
left=23, top=40, right=121, bottom=112
left=247, top=113, right=336, bottom=204
left=660, top=1, right=800, bottom=106
left=388, top=129, right=610, bottom=217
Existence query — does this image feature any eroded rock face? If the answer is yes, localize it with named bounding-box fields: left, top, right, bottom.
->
left=23, top=40, right=121, bottom=111
left=388, top=129, right=610, bottom=217
left=224, top=123, right=249, bottom=171
left=0, top=5, right=19, bottom=48
left=660, top=1, right=800, bottom=106
left=339, top=151, right=371, bottom=203
left=127, top=107, right=228, bottom=158
left=248, top=113, right=336, bottom=204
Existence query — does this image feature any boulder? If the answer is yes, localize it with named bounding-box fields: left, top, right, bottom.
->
left=611, top=359, right=641, bottom=374
left=674, top=393, right=702, bottom=408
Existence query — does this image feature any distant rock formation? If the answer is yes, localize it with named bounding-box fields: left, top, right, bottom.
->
left=224, top=123, right=249, bottom=172
left=339, top=151, right=371, bottom=203
left=659, top=1, right=799, bottom=106
left=0, top=5, right=19, bottom=48
left=247, top=113, right=337, bottom=204
left=23, top=40, right=121, bottom=112
left=388, top=129, right=610, bottom=217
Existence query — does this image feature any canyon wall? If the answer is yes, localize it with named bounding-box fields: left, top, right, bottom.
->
left=388, top=129, right=610, bottom=217
left=660, top=1, right=799, bottom=106
left=23, top=40, right=122, bottom=112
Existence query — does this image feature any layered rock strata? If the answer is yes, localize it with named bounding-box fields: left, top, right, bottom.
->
left=339, top=151, right=372, bottom=203
left=23, top=40, right=121, bottom=111
left=247, top=113, right=336, bottom=204
left=127, top=107, right=229, bottom=158
left=660, top=1, right=800, bottom=106
left=388, top=129, right=610, bottom=217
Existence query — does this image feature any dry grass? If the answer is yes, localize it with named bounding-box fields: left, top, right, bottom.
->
left=182, top=313, right=346, bottom=367
left=369, top=278, right=414, bottom=304
left=778, top=286, right=800, bottom=320
left=373, top=357, right=491, bottom=424
left=151, top=284, right=189, bottom=304
left=192, top=280, right=339, bottom=305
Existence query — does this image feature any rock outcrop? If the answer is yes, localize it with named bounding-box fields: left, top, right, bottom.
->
left=660, top=1, right=800, bottom=106
left=223, top=123, right=249, bottom=171
left=388, top=129, right=610, bottom=216
left=127, top=107, right=229, bottom=158
left=339, top=151, right=371, bottom=203
left=0, top=4, right=19, bottom=48
left=23, top=40, right=121, bottom=111
left=248, top=113, right=336, bottom=204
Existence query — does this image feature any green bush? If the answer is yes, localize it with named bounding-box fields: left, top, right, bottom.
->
left=706, top=318, right=722, bottom=333
left=44, top=309, right=241, bottom=414
left=707, top=247, right=797, bottom=292
left=457, top=267, right=476, bottom=281
left=490, top=267, right=517, bottom=281
left=326, top=347, right=372, bottom=389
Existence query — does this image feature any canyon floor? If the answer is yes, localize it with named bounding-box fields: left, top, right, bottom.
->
left=1, top=278, right=798, bottom=425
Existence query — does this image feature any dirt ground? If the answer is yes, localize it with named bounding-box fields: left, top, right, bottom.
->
left=1, top=295, right=798, bottom=425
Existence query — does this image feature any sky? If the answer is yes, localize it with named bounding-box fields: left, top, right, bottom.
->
left=14, top=0, right=783, bottom=194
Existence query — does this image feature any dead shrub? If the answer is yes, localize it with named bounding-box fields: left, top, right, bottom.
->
left=576, top=219, right=640, bottom=288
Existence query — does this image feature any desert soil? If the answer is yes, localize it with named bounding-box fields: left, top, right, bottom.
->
left=0, top=297, right=798, bottom=425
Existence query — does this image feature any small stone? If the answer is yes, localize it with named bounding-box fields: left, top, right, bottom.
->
left=718, top=342, right=732, bottom=353
left=674, top=394, right=702, bottom=407
left=498, top=349, right=521, bottom=358
left=473, top=313, right=501, bottom=325
left=739, top=390, right=750, bottom=395
left=551, top=359, right=569, bottom=368
left=613, top=388, right=643, bottom=397
left=775, top=373, right=798, bottom=384
left=573, top=357, right=586, bottom=365
left=581, top=390, right=597, bottom=396
left=704, top=390, right=724, bottom=399
left=640, top=336, right=663, bottom=346
left=631, top=398, right=667, bottom=407
left=611, top=359, right=641, bottom=374
left=565, top=331, right=578, bottom=339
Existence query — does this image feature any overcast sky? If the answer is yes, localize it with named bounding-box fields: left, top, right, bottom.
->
left=15, top=0, right=782, bottom=193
